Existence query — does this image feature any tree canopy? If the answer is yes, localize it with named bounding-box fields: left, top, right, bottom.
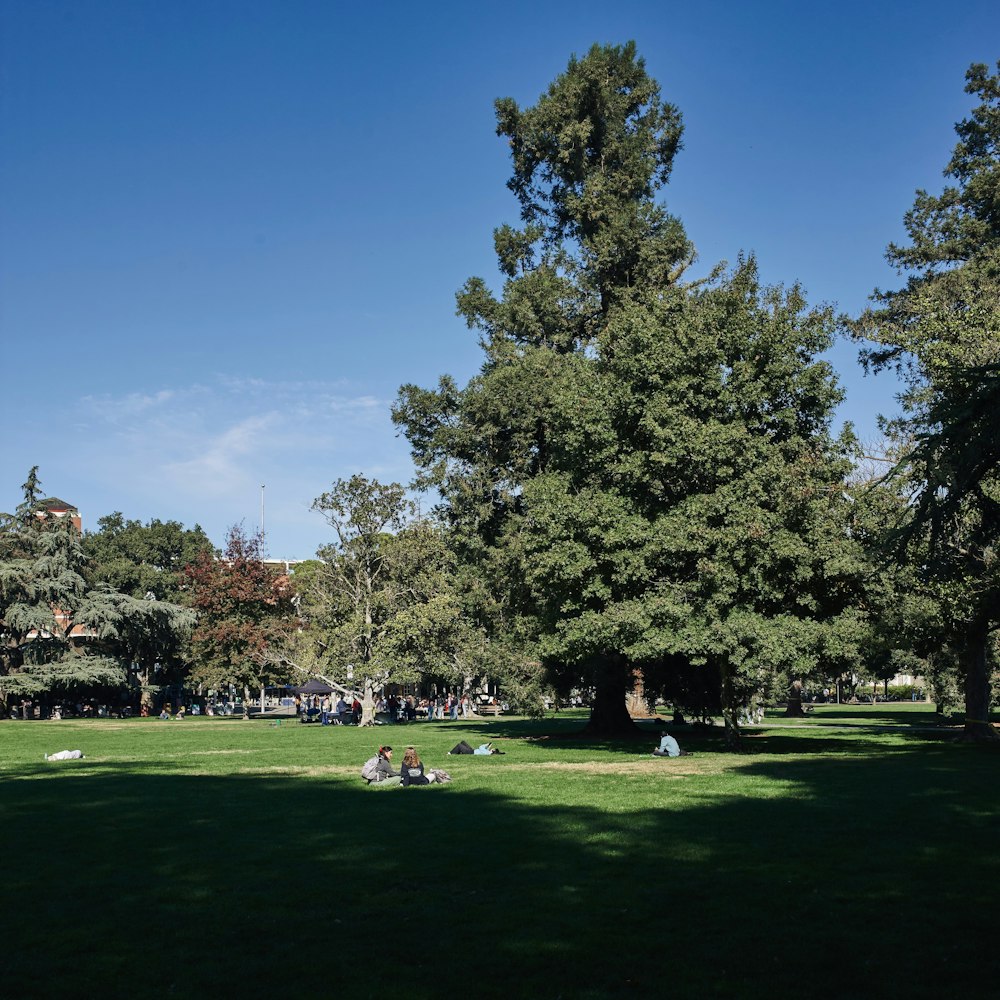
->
left=396, top=43, right=855, bottom=743
left=301, top=475, right=477, bottom=724
left=83, top=512, right=213, bottom=603
left=854, top=60, right=1000, bottom=739
left=0, top=468, right=125, bottom=700
left=185, top=524, right=297, bottom=709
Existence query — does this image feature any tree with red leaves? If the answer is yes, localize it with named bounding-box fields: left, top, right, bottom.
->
left=185, top=524, right=297, bottom=713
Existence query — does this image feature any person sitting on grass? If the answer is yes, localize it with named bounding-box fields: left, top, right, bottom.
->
left=652, top=731, right=689, bottom=757
left=371, top=745, right=401, bottom=787
left=400, top=746, right=452, bottom=784
left=400, top=746, right=431, bottom=786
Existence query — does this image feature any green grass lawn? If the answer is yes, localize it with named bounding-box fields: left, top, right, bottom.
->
left=2, top=708, right=997, bottom=999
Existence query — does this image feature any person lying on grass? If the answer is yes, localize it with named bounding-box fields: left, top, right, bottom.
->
left=45, top=749, right=85, bottom=761
left=448, top=740, right=504, bottom=755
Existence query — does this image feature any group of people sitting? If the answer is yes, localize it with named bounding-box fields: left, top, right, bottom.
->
left=159, top=704, right=197, bottom=719
left=364, top=745, right=451, bottom=787
left=365, top=731, right=685, bottom=787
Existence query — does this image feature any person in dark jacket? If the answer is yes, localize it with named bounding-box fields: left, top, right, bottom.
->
left=400, top=746, right=431, bottom=786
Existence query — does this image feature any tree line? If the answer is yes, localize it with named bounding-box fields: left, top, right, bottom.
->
left=2, top=44, right=998, bottom=742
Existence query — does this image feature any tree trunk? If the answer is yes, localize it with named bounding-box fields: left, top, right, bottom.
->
left=242, top=685, right=251, bottom=719
left=962, top=625, right=998, bottom=742
left=784, top=678, right=805, bottom=717
left=581, top=653, right=641, bottom=737
left=720, top=662, right=743, bottom=752
left=625, top=667, right=655, bottom=719
left=139, top=668, right=153, bottom=716
left=360, top=677, right=377, bottom=727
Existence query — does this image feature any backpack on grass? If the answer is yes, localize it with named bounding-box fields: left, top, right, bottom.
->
left=361, top=755, right=380, bottom=782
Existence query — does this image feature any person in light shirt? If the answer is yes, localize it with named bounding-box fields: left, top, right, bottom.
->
left=652, top=731, right=688, bottom=757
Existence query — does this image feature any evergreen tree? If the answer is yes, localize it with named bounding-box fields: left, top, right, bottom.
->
left=76, top=588, right=196, bottom=714
left=855, top=61, right=1000, bottom=740
left=0, top=468, right=124, bottom=704
left=395, top=44, right=853, bottom=742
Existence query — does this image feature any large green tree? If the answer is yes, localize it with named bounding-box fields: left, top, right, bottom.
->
left=0, top=468, right=124, bottom=705
left=76, top=588, right=196, bottom=714
left=302, top=475, right=477, bottom=725
left=395, top=44, right=853, bottom=743
left=855, top=60, right=1000, bottom=740
left=83, top=512, right=214, bottom=602
left=842, top=458, right=946, bottom=706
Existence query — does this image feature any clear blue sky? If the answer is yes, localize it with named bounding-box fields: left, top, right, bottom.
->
left=3, top=0, right=998, bottom=558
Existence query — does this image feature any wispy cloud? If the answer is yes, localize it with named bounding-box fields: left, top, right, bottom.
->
left=68, top=374, right=417, bottom=556
left=163, top=413, right=281, bottom=498
left=82, top=387, right=188, bottom=421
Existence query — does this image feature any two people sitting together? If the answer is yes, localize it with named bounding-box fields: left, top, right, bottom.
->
left=366, top=745, right=450, bottom=787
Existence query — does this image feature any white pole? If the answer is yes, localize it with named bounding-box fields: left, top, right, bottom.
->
left=260, top=485, right=266, bottom=550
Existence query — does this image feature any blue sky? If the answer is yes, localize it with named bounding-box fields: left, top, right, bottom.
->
left=2, top=0, right=998, bottom=558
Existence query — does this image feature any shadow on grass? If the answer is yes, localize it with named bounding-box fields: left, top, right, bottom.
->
left=443, top=708, right=959, bottom=754
left=740, top=727, right=965, bottom=755
left=438, top=716, right=732, bottom=755
left=795, top=707, right=943, bottom=725
left=3, top=741, right=999, bottom=1000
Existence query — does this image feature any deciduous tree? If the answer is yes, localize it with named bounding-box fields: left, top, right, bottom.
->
left=185, top=524, right=296, bottom=713
left=304, top=475, right=476, bottom=725
left=83, top=513, right=213, bottom=602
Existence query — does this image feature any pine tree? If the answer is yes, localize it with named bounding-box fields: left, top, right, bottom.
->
left=0, top=468, right=124, bottom=705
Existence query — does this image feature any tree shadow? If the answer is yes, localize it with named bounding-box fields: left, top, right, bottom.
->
left=442, top=716, right=729, bottom=755
left=3, top=740, right=997, bottom=1000
left=795, top=707, right=944, bottom=726
left=740, top=727, right=962, bottom=755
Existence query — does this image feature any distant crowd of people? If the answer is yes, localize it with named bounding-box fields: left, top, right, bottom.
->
left=300, top=692, right=476, bottom=725
left=7, top=700, right=131, bottom=721
left=7, top=689, right=497, bottom=723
